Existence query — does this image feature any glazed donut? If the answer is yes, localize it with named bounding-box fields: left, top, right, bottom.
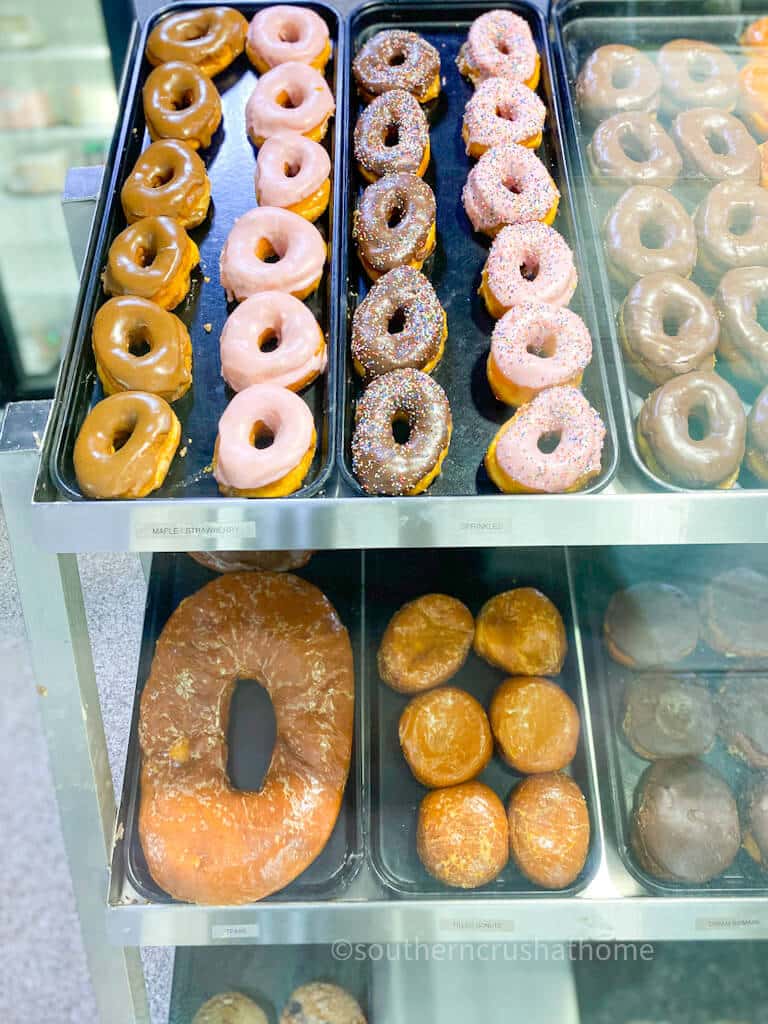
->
left=399, top=687, right=493, bottom=788
left=739, top=61, right=768, bottom=138
left=213, top=383, right=316, bottom=498
left=487, top=302, right=592, bottom=406
left=622, top=674, right=717, bottom=760
left=354, top=89, right=429, bottom=182
left=142, top=61, right=222, bottom=150
left=474, top=587, right=567, bottom=677
left=254, top=131, right=331, bottom=223
left=353, top=171, right=436, bottom=280
left=485, top=385, right=606, bottom=494
left=102, top=215, right=199, bottom=310
left=246, top=5, right=330, bottom=73
left=576, top=45, right=660, bottom=125
left=618, top=273, right=718, bottom=386
left=480, top=222, right=577, bottom=318
left=603, top=186, right=696, bottom=288
left=490, top=676, right=580, bottom=773
left=193, top=992, right=268, bottom=1024
left=245, top=61, right=334, bottom=146
left=603, top=582, right=700, bottom=669
left=694, top=181, right=768, bottom=278
left=508, top=773, right=590, bottom=889
left=587, top=112, right=681, bottom=190
left=92, top=295, right=192, bottom=401
left=145, top=7, right=247, bottom=78
left=188, top=549, right=313, bottom=573
left=219, top=207, right=326, bottom=302
left=462, top=78, right=546, bottom=157
left=742, top=17, right=768, bottom=49
left=636, top=370, right=746, bottom=489
left=219, top=290, right=326, bottom=392
left=462, top=142, right=559, bottom=236
left=457, top=11, right=540, bottom=90
left=670, top=108, right=760, bottom=184
left=280, top=984, right=366, bottom=1024
left=73, top=391, right=180, bottom=499
left=121, top=139, right=210, bottom=229
left=351, top=266, right=446, bottom=379
left=657, top=39, right=738, bottom=116
left=715, top=267, right=768, bottom=386
left=352, top=30, right=440, bottom=104
left=351, top=367, right=451, bottom=495
left=747, top=385, right=768, bottom=481
left=138, top=570, right=354, bottom=904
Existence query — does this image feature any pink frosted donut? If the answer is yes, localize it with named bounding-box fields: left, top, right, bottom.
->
left=246, top=5, right=330, bottom=72
left=486, top=386, right=606, bottom=494
left=463, top=78, right=546, bottom=157
left=462, top=142, right=560, bottom=237
left=245, top=61, right=335, bottom=146
left=481, top=222, right=577, bottom=317
left=487, top=302, right=592, bottom=406
left=219, top=206, right=326, bottom=302
left=214, top=383, right=316, bottom=497
left=254, top=131, right=331, bottom=221
left=457, top=11, right=540, bottom=88
left=220, top=290, right=327, bottom=392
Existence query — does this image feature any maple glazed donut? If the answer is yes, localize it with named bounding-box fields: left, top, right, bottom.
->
left=354, top=90, right=429, bottom=182
left=352, top=30, right=440, bottom=104
left=213, top=383, right=316, bottom=498
left=219, top=290, right=326, bottom=392
left=219, top=207, right=326, bottom=302
left=92, top=295, right=192, bottom=401
left=480, top=222, right=577, bottom=318
left=102, top=215, right=199, bottom=310
left=457, top=11, right=540, bottom=90
left=138, top=570, right=354, bottom=904
left=245, top=62, right=334, bottom=146
left=603, top=186, right=696, bottom=288
left=670, top=108, right=760, bottom=184
left=354, top=172, right=436, bottom=280
left=462, top=142, right=559, bottom=237
left=739, top=60, right=768, bottom=138
left=254, top=131, right=330, bottom=223
left=121, top=139, right=211, bottom=229
left=715, top=266, right=768, bottom=386
left=657, top=39, right=738, bottom=116
left=142, top=61, right=222, bottom=150
left=145, top=7, right=247, bottom=78
left=462, top=78, right=546, bottom=157
left=587, top=112, right=681, bottom=190
left=694, top=181, right=768, bottom=278
left=576, top=45, right=660, bottom=125
left=246, top=5, right=331, bottom=73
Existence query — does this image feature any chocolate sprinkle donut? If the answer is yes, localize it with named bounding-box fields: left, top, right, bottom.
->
left=604, top=186, right=696, bottom=288
left=716, top=266, right=768, bottom=385
left=622, top=673, right=717, bottom=760
left=603, top=581, right=700, bottom=668
left=576, top=44, right=660, bottom=125
left=747, top=385, right=768, bottom=480
left=700, top=567, right=768, bottom=660
left=671, top=108, right=760, bottom=183
left=587, top=112, right=681, bottom=189
left=351, top=367, right=451, bottom=495
left=695, top=181, right=768, bottom=278
left=354, top=89, right=429, bottom=181
left=353, top=171, right=436, bottom=279
left=352, top=29, right=440, bottom=104
left=718, top=672, right=768, bottom=767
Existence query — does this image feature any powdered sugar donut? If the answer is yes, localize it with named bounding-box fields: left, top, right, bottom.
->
left=246, top=5, right=330, bottom=73
left=462, top=142, right=559, bottom=236
left=254, top=131, right=330, bottom=222
left=480, top=222, right=577, bottom=317
left=463, top=78, right=546, bottom=157
left=245, top=61, right=334, bottom=146
left=457, top=11, right=540, bottom=89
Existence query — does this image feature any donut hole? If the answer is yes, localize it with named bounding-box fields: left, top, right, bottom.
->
left=620, top=131, right=651, bottom=164
left=388, top=306, right=407, bottom=334
left=387, top=49, right=406, bottom=67
left=148, top=166, right=176, bottom=189
left=526, top=331, right=557, bottom=359
left=127, top=328, right=152, bottom=358
left=250, top=419, right=276, bottom=450
left=611, top=64, right=633, bottom=90
left=227, top=678, right=277, bottom=792
left=519, top=254, right=540, bottom=281
left=171, top=89, right=195, bottom=111
left=384, top=123, right=400, bottom=148
left=705, top=129, right=730, bottom=157
left=728, top=204, right=754, bottom=237
left=257, top=328, right=281, bottom=353
left=689, top=53, right=715, bottom=82
left=386, top=202, right=406, bottom=229
left=277, top=22, right=301, bottom=43
left=275, top=89, right=301, bottom=110
left=687, top=405, right=711, bottom=442
left=255, top=238, right=284, bottom=264
left=639, top=220, right=666, bottom=251
left=392, top=413, right=412, bottom=445
left=282, top=159, right=302, bottom=179
left=537, top=430, right=562, bottom=454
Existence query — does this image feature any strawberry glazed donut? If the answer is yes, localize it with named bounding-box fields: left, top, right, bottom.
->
left=254, top=131, right=330, bottom=222
left=462, top=78, right=546, bottom=157
left=246, top=5, right=331, bottom=73
left=219, top=207, right=326, bottom=302
left=220, top=290, right=326, bottom=392
left=480, top=222, right=577, bottom=318
left=485, top=386, right=606, bottom=494
left=487, top=302, right=593, bottom=406
left=457, top=11, right=540, bottom=89
left=213, top=384, right=316, bottom=497
left=245, top=61, right=334, bottom=146
left=462, top=143, right=559, bottom=236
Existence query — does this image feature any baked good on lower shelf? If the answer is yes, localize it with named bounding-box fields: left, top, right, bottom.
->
left=603, top=581, right=700, bottom=668
left=280, top=983, right=367, bottom=1024
left=193, top=992, right=268, bottom=1024
left=717, top=673, right=768, bottom=767
left=473, top=588, right=567, bottom=676
left=622, top=673, right=717, bottom=760
left=489, top=676, right=580, bottom=773
left=399, top=686, right=492, bottom=787
left=700, top=567, right=768, bottom=660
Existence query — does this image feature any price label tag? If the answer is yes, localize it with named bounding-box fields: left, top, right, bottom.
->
left=132, top=517, right=257, bottom=548
left=211, top=923, right=260, bottom=941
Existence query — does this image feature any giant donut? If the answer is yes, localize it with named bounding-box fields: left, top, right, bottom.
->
left=138, top=571, right=354, bottom=905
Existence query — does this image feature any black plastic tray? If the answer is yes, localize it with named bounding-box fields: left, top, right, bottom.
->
left=552, top=0, right=768, bottom=492
left=575, top=544, right=768, bottom=896
left=338, top=0, right=618, bottom=497
left=45, top=0, right=345, bottom=502
left=365, top=546, right=601, bottom=897
left=121, top=550, right=363, bottom=904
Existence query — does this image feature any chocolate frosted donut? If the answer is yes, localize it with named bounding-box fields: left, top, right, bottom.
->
left=695, top=181, right=768, bottom=278
left=658, top=39, right=739, bottom=116
left=700, top=567, right=768, bottom=659
left=354, top=89, right=429, bottom=182
left=351, top=266, right=446, bottom=379
left=142, top=60, right=222, bottom=150
left=576, top=45, right=660, bottom=125
left=603, top=581, right=700, bottom=668
left=744, top=775, right=768, bottom=868
left=353, top=171, right=436, bottom=280
left=671, top=108, right=760, bottom=184
left=352, top=30, right=440, bottom=104
left=718, top=673, right=768, bottom=767
left=632, top=758, right=740, bottom=884
left=351, top=368, right=451, bottom=495
left=604, top=186, right=696, bottom=288
left=587, top=112, right=681, bottom=189
left=747, top=385, right=768, bottom=480
left=619, top=273, right=718, bottom=386
left=716, top=267, right=768, bottom=385
left=636, top=370, right=746, bottom=489
left=622, top=673, right=716, bottom=760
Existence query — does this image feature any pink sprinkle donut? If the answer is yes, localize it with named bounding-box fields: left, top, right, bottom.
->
left=220, top=290, right=327, bottom=392
left=254, top=131, right=331, bottom=221
left=481, top=222, right=577, bottom=318
left=246, top=5, right=330, bottom=72
left=463, top=78, right=546, bottom=157
left=214, top=383, right=316, bottom=497
left=486, top=386, right=606, bottom=494
left=245, top=61, right=335, bottom=146
left=462, top=142, right=560, bottom=237
left=487, top=302, right=592, bottom=406
left=219, top=206, right=326, bottom=303
left=457, top=11, right=540, bottom=89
